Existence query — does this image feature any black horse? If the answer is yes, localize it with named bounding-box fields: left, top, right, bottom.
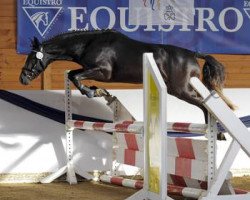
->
left=20, top=29, right=235, bottom=122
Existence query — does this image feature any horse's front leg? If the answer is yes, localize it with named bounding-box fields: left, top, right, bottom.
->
left=68, top=68, right=110, bottom=98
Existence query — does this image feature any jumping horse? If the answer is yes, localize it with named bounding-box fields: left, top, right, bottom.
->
left=20, top=29, right=235, bottom=122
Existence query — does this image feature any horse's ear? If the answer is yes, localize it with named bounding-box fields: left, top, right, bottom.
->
left=32, top=37, right=41, bottom=49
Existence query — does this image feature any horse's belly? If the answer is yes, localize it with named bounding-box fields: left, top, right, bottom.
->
left=112, top=66, right=142, bottom=83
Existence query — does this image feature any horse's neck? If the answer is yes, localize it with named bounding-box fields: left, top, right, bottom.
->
left=43, top=33, right=96, bottom=62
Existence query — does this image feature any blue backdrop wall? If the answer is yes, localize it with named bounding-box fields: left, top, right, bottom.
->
left=17, top=0, right=250, bottom=54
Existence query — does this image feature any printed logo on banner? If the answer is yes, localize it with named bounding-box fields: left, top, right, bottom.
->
left=163, top=5, right=175, bottom=21
left=23, top=7, right=63, bottom=37
left=244, top=8, right=250, bottom=19
left=129, top=0, right=194, bottom=25
left=244, top=0, right=250, bottom=19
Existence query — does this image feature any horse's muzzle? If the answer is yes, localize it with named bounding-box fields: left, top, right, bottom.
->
left=19, top=73, right=30, bottom=85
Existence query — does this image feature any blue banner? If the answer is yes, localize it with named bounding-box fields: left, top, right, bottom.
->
left=17, top=0, right=250, bottom=54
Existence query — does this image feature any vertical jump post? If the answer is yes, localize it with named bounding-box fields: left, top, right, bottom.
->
left=40, top=71, right=93, bottom=184
left=127, top=53, right=172, bottom=200
left=64, top=70, right=76, bottom=183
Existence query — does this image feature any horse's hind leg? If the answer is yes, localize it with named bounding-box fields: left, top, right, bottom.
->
left=180, top=89, right=227, bottom=140
left=178, top=89, right=208, bottom=123
left=68, top=68, right=110, bottom=98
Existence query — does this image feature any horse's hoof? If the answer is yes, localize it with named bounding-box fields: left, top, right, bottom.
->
left=94, top=88, right=109, bottom=97
left=217, top=132, right=226, bottom=141
left=85, top=90, right=95, bottom=98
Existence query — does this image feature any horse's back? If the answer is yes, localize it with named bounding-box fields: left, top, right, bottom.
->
left=79, top=30, right=199, bottom=84
left=81, top=31, right=156, bottom=83
left=111, top=32, right=160, bottom=83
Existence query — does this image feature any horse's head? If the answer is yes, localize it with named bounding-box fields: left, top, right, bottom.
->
left=20, top=37, right=49, bottom=85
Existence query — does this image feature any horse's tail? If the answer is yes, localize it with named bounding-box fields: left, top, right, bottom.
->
left=195, top=53, right=237, bottom=110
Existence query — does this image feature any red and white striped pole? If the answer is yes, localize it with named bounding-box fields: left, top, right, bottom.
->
left=67, top=120, right=143, bottom=133
left=67, top=120, right=207, bottom=134
left=100, top=175, right=206, bottom=199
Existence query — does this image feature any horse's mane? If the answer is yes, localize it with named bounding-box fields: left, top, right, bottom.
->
left=42, top=29, right=117, bottom=45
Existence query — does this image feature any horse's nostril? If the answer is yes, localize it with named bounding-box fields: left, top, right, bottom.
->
left=19, top=73, right=30, bottom=85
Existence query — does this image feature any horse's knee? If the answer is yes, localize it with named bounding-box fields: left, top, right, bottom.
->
left=74, top=74, right=83, bottom=81
left=68, top=70, right=81, bottom=82
left=67, top=71, right=75, bottom=81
